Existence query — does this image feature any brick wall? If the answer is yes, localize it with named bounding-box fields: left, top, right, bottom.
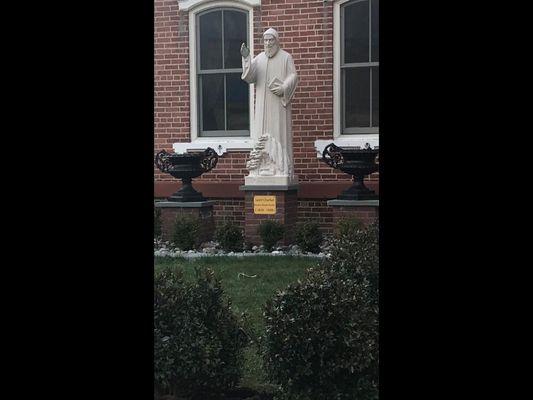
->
left=158, top=205, right=215, bottom=243
left=244, top=190, right=299, bottom=245
left=214, top=198, right=374, bottom=235
left=212, top=198, right=246, bottom=227
left=155, top=0, right=189, bottom=162
left=331, top=205, right=379, bottom=227
left=157, top=197, right=369, bottom=238
left=154, top=0, right=378, bottom=182
left=297, top=199, right=334, bottom=232
left=154, top=0, right=379, bottom=231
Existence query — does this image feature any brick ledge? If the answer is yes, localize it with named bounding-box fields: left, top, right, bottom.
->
left=155, top=181, right=379, bottom=199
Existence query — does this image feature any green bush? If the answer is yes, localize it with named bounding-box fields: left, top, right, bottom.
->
left=295, top=221, right=323, bottom=253
left=215, top=222, right=243, bottom=252
left=154, top=266, right=248, bottom=399
left=172, top=214, right=202, bottom=250
left=326, top=220, right=379, bottom=283
left=154, top=208, right=162, bottom=238
left=258, top=220, right=285, bottom=251
left=336, top=216, right=364, bottom=240
left=243, top=240, right=254, bottom=252
left=262, top=221, right=379, bottom=400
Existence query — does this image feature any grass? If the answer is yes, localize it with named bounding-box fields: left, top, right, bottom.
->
left=154, top=255, right=322, bottom=391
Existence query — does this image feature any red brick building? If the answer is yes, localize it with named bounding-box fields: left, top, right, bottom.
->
left=155, top=0, right=379, bottom=232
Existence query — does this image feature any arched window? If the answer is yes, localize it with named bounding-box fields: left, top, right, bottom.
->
left=173, top=1, right=256, bottom=155
left=196, top=8, right=249, bottom=136
left=341, top=0, right=379, bottom=134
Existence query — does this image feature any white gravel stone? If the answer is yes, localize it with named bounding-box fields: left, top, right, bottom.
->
left=154, top=240, right=326, bottom=259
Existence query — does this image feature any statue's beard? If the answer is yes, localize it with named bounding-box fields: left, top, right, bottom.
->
left=265, top=44, right=279, bottom=58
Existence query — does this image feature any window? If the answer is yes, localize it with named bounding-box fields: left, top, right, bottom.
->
left=341, top=0, right=379, bottom=134
left=197, top=8, right=250, bottom=137
left=175, top=1, right=256, bottom=155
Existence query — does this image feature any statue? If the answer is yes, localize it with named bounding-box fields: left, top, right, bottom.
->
left=241, top=28, right=299, bottom=186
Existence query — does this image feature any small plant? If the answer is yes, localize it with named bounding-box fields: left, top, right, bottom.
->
left=295, top=221, right=323, bottom=253
left=258, top=220, right=285, bottom=251
left=326, top=219, right=379, bottom=283
left=172, top=214, right=202, bottom=250
left=215, top=222, right=244, bottom=252
left=336, top=216, right=364, bottom=240
left=154, top=208, right=162, bottom=239
left=243, top=240, right=254, bottom=252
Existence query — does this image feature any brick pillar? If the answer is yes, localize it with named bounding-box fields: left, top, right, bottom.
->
left=327, top=199, right=379, bottom=228
left=241, top=185, right=298, bottom=246
left=155, top=201, right=215, bottom=244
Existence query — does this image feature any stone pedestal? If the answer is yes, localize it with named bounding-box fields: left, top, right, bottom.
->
left=155, top=201, right=215, bottom=243
left=241, top=185, right=298, bottom=246
left=244, top=175, right=298, bottom=186
left=327, top=199, right=379, bottom=227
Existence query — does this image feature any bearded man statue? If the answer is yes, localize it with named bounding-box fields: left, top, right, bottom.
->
left=241, top=28, right=299, bottom=186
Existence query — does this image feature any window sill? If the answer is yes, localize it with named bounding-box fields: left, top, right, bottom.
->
left=173, top=137, right=254, bottom=156
left=314, top=135, right=379, bottom=158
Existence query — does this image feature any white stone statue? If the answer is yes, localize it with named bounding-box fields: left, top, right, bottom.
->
left=241, top=28, right=299, bottom=186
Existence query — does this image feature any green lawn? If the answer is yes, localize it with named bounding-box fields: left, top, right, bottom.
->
left=154, top=255, right=322, bottom=391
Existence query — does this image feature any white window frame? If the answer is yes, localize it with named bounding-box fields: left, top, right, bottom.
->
left=174, top=0, right=259, bottom=155
left=315, top=0, right=379, bottom=157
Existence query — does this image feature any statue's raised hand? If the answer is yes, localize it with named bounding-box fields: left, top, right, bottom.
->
left=240, top=43, right=250, bottom=58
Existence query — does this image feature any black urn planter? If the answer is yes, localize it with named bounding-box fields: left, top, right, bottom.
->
left=154, top=148, right=219, bottom=202
left=322, top=143, right=379, bottom=201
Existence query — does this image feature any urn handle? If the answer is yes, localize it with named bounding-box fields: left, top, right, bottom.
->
left=154, top=150, right=172, bottom=173
left=200, top=147, right=219, bottom=173
left=322, top=143, right=344, bottom=169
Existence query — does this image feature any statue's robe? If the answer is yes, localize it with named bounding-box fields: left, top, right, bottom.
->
left=242, top=49, right=298, bottom=178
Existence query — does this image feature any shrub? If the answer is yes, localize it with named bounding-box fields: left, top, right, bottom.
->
left=262, top=220, right=379, bottom=400
left=295, top=221, right=323, bottom=253
left=336, top=216, right=364, bottom=240
left=215, top=222, right=244, bottom=252
left=326, top=219, right=379, bottom=283
left=172, top=214, right=202, bottom=250
left=258, top=220, right=285, bottom=251
left=243, top=240, right=254, bottom=252
left=154, top=208, right=162, bottom=238
left=154, top=266, right=248, bottom=399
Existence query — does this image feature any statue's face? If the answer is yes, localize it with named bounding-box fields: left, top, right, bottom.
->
left=264, top=34, right=279, bottom=58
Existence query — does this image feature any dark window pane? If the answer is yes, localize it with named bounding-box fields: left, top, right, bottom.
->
left=199, top=11, right=222, bottom=70
left=345, top=67, right=370, bottom=128
left=201, top=74, right=225, bottom=131
left=371, top=0, right=379, bottom=61
left=224, top=10, right=247, bottom=69
left=226, top=73, right=249, bottom=130
left=371, top=66, right=379, bottom=127
left=344, top=0, right=369, bottom=63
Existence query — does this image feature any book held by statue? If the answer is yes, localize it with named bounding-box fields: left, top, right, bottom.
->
left=268, top=77, right=284, bottom=89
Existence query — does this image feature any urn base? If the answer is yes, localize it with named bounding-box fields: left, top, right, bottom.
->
left=336, top=176, right=378, bottom=201
left=167, top=179, right=206, bottom=202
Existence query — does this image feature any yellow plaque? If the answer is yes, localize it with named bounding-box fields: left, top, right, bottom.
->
left=254, top=195, right=276, bottom=214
